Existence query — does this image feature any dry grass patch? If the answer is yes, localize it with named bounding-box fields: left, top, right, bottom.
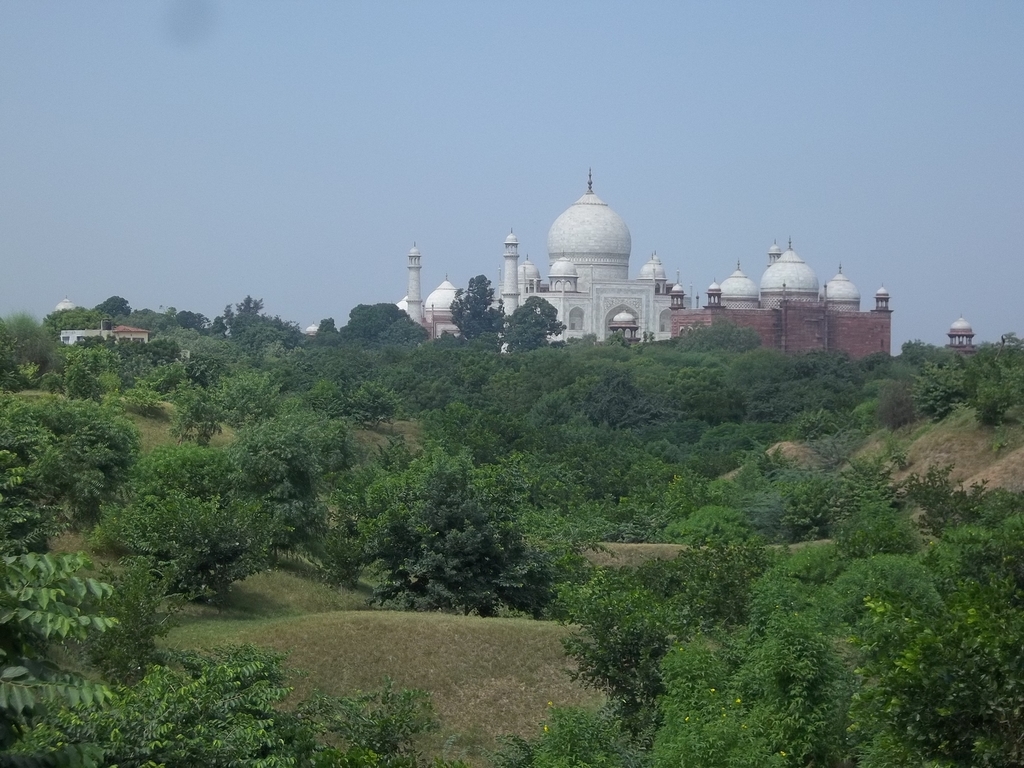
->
left=586, top=542, right=684, bottom=568
left=178, top=568, right=373, bottom=621
left=352, top=420, right=423, bottom=455
left=892, top=408, right=1024, bottom=489
left=965, top=445, right=1024, bottom=492
left=128, top=405, right=234, bottom=453
left=166, top=610, right=600, bottom=761
left=767, top=440, right=820, bottom=468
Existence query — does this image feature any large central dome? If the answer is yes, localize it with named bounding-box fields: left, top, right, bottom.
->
left=547, top=175, right=631, bottom=283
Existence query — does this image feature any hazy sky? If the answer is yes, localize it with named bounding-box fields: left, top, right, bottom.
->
left=2, top=1, right=1022, bottom=346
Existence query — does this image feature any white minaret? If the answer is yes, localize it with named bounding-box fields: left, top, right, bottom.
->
left=501, top=230, right=521, bottom=313
left=406, top=244, right=423, bottom=323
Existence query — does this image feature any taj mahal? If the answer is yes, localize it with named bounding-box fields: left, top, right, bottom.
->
left=398, top=173, right=895, bottom=358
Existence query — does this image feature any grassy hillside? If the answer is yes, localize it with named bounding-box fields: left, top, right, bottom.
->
left=165, top=569, right=600, bottom=763
left=859, top=406, right=1024, bottom=491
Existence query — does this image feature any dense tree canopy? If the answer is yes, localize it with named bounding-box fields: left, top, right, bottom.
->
left=451, top=275, right=504, bottom=343
left=504, top=296, right=565, bottom=352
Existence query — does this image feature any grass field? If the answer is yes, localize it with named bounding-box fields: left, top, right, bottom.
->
left=165, top=569, right=601, bottom=764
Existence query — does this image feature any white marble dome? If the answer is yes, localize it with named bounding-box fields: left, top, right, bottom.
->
left=950, top=316, right=973, bottom=333
left=768, top=242, right=783, bottom=261
left=549, top=257, right=578, bottom=277
left=519, top=257, right=541, bottom=282
left=55, top=297, right=77, bottom=311
left=720, top=264, right=759, bottom=303
left=304, top=323, right=319, bottom=335
left=875, top=286, right=890, bottom=298
left=670, top=282, right=685, bottom=295
left=638, top=253, right=667, bottom=280
left=611, top=310, right=637, bottom=324
left=824, top=267, right=860, bottom=309
left=760, top=246, right=819, bottom=300
left=408, top=245, right=421, bottom=258
left=547, top=178, right=631, bottom=280
left=707, top=280, right=721, bottom=292
left=425, top=279, right=458, bottom=312
left=505, top=232, right=519, bottom=246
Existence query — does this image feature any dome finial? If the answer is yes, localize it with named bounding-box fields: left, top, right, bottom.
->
left=737, top=260, right=741, bottom=269
left=838, top=262, right=843, bottom=274
left=587, top=168, right=593, bottom=193
left=788, top=237, right=792, bottom=250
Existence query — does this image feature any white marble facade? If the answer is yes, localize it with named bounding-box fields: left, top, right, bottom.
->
left=402, top=173, right=677, bottom=342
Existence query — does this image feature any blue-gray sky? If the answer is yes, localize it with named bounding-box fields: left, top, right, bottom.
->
left=2, top=1, right=1022, bottom=346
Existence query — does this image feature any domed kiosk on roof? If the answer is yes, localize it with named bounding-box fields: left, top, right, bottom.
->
left=546, top=171, right=631, bottom=287
left=55, top=297, right=77, bottom=312
left=947, top=316, right=976, bottom=355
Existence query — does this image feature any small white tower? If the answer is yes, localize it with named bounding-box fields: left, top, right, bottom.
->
left=501, top=231, right=521, bottom=313
left=406, top=244, right=423, bottom=323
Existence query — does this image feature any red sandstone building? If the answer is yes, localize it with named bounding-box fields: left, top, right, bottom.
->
left=670, top=242, right=892, bottom=359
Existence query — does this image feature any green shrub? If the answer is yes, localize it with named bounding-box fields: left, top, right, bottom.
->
left=664, top=505, right=753, bottom=546
left=99, top=492, right=271, bottom=601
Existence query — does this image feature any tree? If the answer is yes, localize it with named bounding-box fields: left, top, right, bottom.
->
left=216, top=370, right=282, bottom=428
left=100, top=491, right=270, bottom=601
left=26, top=397, right=140, bottom=527
left=361, top=450, right=553, bottom=617
left=503, top=297, right=565, bottom=352
left=93, top=296, right=132, bottom=318
left=41, top=307, right=104, bottom=340
left=22, top=646, right=451, bottom=767
left=450, top=275, right=504, bottom=342
left=914, top=360, right=968, bottom=420
left=1, top=552, right=114, bottom=755
left=228, top=412, right=351, bottom=551
left=174, top=309, right=210, bottom=331
left=218, top=295, right=304, bottom=354
left=62, top=344, right=119, bottom=400
left=170, top=383, right=224, bottom=446
left=339, top=303, right=428, bottom=348
left=3, top=313, right=59, bottom=378
left=674, top=320, right=762, bottom=353
left=346, top=381, right=400, bottom=427
left=560, top=543, right=772, bottom=738
left=875, top=379, right=916, bottom=429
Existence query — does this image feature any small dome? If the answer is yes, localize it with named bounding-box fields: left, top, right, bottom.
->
left=638, top=253, right=667, bottom=281
left=549, top=257, right=578, bottom=278
left=425, top=279, right=458, bottom=312
left=670, top=282, right=685, bottom=295
left=720, top=264, right=759, bottom=301
left=707, top=281, right=721, bottom=293
left=950, top=316, right=973, bottom=333
left=408, top=245, right=421, bottom=258
left=824, top=267, right=860, bottom=304
left=611, top=310, right=636, bottom=325
left=519, top=257, right=541, bottom=281
left=768, top=242, right=783, bottom=262
left=760, top=246, right=819, bottom=297
left=304, top=323, right=319, bottom=335
left=55, top=297, right=77, bottom=312
left=875, top=286, right=890, bottom=298
left=505, top=231, right=519, bottom=246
